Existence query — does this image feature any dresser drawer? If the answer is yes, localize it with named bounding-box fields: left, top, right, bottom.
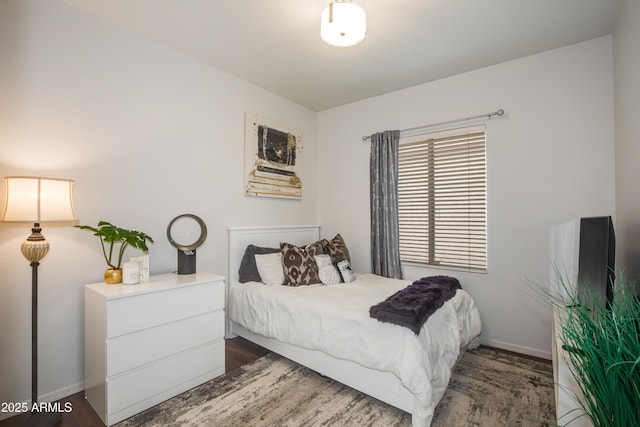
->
left=107, top=339, right=225, bottom=421
left=107, top=310, right=225, bottom=376
left=106, top=281, right=224, bottom=338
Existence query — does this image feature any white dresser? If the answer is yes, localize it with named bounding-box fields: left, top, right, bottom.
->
left=84, top=272, right=225, bottom=426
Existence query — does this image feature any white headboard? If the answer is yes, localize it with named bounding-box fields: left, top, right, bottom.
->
left=226, top=224, right=321, bottom=335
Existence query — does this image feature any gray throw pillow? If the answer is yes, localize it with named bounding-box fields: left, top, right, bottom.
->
left=239, top=244, right=280, bottom=283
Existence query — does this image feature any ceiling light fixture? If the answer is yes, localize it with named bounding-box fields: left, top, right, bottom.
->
left=321, top=1, right=366, bottom=47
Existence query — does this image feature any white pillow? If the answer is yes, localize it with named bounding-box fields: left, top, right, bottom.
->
left=254, top=252, right=284, bottom=285
left=314, top=254, right=342, bottom=285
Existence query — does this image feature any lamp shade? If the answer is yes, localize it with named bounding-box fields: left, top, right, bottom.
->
left=321, top=1, right=366, bottom=47
left=1, top=176, right=78, bottom=223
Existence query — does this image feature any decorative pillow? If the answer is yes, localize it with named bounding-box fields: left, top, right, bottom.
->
left=322, top=234, right=351, bottom=264
left=280, top=242, right=323, bottom=286
left=337, top=259, right=355, bottom=283
left=254, top=252, right=285, bottom=286
left=239, top=245, right=280, bottom=283
left=306, top=239, right=325, bottom=256
left=314, top=254, right=342, bottom=285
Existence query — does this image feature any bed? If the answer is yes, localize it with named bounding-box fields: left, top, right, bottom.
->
left=226, top=225, right=482, bottom=427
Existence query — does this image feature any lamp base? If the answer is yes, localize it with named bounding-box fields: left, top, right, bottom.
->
left=12, top=411, right=62, bottom=427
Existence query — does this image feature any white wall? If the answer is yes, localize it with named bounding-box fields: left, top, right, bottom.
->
left=613, top=0, right=640, bottom=284
left=317, top=36, right=616, bottom=358
left=0, top=0, right=317, bottom=409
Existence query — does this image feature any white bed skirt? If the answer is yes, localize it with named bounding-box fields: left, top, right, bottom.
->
left=231, top=322, right=416, bottom=413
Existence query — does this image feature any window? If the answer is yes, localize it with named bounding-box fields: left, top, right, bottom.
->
left=397, top=126, right=487, bottom=273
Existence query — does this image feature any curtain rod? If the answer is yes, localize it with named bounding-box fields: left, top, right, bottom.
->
left=361, top=109, right=504, bottom=141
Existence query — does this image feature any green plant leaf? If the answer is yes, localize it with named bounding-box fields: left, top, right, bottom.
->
left=75, top=221, right=154, bottom=269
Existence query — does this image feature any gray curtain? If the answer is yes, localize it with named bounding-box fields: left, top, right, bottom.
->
left=370, top=130, right=403, bottom=279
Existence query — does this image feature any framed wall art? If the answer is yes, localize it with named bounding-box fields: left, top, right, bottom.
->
left=244, top=113, right=303, bottom=199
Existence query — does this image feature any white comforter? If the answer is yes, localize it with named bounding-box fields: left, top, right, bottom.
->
left=229, top=273, right=482, bottom=427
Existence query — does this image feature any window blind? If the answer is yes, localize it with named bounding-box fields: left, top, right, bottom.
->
left=397, top=128, right=487, bottom=272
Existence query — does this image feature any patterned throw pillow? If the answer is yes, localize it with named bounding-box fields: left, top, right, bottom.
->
left=314, top=254, right=342, bottom=285
left=280, top=242, right=323, bottom=286
left=322, top=234, right=351, bottom=264
left=337, top=259, right=355, bottom=283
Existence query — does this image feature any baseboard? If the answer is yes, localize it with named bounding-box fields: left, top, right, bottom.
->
left=480, top=338, right=551, bottom=360
left=40, top=380, right=85, bottom=403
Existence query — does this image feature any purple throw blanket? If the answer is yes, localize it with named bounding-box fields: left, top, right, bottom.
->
left=369, top=276, right=462, bottom=334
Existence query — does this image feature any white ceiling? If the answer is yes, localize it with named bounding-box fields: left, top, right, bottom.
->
left=64, top=0, right=623, bottom=111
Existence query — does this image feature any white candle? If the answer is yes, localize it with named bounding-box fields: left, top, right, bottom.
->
left=122, top=261, right=140, bottom=285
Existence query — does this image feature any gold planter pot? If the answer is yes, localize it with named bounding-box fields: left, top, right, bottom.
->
left=104, top=268, right=123, bottom=284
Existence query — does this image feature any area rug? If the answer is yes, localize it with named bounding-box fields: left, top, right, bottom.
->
left=116, top=347, right=555, bottom=427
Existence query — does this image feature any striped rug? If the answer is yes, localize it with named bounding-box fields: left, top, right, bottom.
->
left=116, top=347, right=555, bottom=426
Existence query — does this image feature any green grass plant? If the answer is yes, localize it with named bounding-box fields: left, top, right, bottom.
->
left=554, top=275, right=640, bottom=427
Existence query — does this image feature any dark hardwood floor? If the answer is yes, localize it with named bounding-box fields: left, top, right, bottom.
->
left=225, top=336, right=271, bottom=372
left=0, top=337, right=270, bottom=427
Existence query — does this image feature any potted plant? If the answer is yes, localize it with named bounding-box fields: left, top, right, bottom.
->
left=76, top=221, right=154, bottom=284
left=552, top=274, right=640, bottom=427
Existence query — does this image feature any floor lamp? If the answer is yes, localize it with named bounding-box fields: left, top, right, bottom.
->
left=1, top=176, right=78, bottom=427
